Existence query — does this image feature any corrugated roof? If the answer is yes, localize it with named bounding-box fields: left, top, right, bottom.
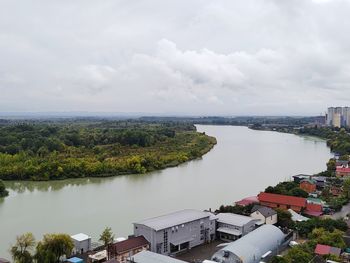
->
left=128, top=250, right=188, bottom=263
left=288, top=209, right=309, bottom=222
left=258, top=192, right=306, bottom=207
left=134, top=209, right=212, bottom=231
left=108, top=236, right=149, bottom=254
left=251, top=205, right=277, bottom=217
left=211, top=225, right=285, bottom=263
left=217, top=213, right=254, bottom=227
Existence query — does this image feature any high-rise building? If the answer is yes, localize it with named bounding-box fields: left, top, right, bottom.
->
left=327, top=107, right=335, bottom=126
left=326, top=106, right=350, bottom=127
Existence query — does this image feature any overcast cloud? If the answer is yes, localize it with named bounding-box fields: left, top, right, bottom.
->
left=0, top=0, right=350, bottom=115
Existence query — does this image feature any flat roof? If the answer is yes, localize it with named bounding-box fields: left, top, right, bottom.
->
left=217, top=213, right=254, bottom=227
left=134, top=209, right=212, bottom=231
left=128, top=250, right=187, bottom=263
left=71, top=233, right=90, bottom=242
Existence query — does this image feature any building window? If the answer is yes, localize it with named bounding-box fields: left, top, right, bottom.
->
left=163, top=231, right=168, bottom=252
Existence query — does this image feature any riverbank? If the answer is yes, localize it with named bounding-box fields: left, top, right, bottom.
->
left=0, top=125, right=332, bottom=258
left=0, top=121, right=216, bottom=181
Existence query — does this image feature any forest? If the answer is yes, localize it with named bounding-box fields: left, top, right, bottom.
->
left=0, top=120, right=216, bottom=180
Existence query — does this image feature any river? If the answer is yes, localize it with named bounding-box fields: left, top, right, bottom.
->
left=0, top=125, right=332, bottom=257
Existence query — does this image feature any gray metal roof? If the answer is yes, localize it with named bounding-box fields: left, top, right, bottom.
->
left=128, top=250, right=188, bottom=263
left=134, top=209, right=212, bottom=231
left=211, top=225, right=285, bottom=263
left=216, top=213, right=254, bottom=227
left=251, top=205, right=277, bottom=217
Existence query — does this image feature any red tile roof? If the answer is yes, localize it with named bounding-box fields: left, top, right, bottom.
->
left=336, top=166, right=350, bottom=173
left=315, top=244, right=341, bottom=256
left=306, top=203, right=323, bottom=212
left=258, top=192, right=306, bottom=207
left=108, top=236, right=149, bottom=254
left=315, top=244, right=331, bottom=255
left=235, top=196, right=259, bottom=206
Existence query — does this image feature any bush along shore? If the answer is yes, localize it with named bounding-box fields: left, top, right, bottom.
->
left=0, top=120, right=216, bottom=181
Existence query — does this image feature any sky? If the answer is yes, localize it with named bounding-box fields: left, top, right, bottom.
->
left=0, top=0, right=350, bottom=116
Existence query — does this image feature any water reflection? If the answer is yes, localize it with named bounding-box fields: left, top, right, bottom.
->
left=5, top=177, right=108, bottom=193
left=4, top=157, right=204, bottom=193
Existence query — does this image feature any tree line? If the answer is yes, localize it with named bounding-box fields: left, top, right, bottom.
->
left=0, top=121, right=216, bottom=181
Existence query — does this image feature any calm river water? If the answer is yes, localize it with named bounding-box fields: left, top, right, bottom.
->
left=0, top=125, right=332, bottom=257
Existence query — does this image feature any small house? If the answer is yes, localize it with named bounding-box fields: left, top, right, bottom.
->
left=314, top=244, right=341, bottom=257
left=336, top=166, right=350, bottom=177
left=292, top=174, right=312, bottom=183
left=305, top=202, right=323, bottom=217
left=336, top=160, right=349, bottom=167
left=250, top=205, right=277, bottom=225
left=300, top=179, right=317, bottom=193
left=107, top=236, right=149, bottom=263
left=71, top=233, right=91, bottom=254
left=235, top=196, right=259, bottom=207
left=312, top=176, right=328, bottom=190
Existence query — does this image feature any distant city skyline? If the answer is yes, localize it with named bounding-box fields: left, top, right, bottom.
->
left=1, top=0, right=350, bottom=115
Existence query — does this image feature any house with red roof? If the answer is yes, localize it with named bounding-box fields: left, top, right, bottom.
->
left=107, top=236, right=149, bottom=263
left=258, top=192, right=307, bottom=212
left=314, top=244, right=341, bottom=257
left=235, top=196, right=259, bottom=207
left=300, top=179, right=317, bottom=193
left=336, top=166, right=350, bottom=177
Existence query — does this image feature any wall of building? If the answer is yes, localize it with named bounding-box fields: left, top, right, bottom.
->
left=300, top=182, right=316, bottom=193
left=134, top=217, right=214, bottom=256
left=72, top=238, right=91, bottom=254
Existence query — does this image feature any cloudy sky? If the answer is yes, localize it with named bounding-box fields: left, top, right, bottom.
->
left=0, top=0, right=349, bottom=115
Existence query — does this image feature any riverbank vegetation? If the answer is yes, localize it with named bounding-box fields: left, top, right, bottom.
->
left=0, top=179, right=9, bottom=197
left=265, top=181, right=309, bottom=198
left=10, top=232, right=73, bottom=263
left=0, top=120, right=216, bottom=181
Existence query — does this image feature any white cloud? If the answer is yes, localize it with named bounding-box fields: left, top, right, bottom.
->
left=0, top=0, right=350, bottom=115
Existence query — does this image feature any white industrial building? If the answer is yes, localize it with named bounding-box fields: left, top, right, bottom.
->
left=134, top=209, right=217, bottom=255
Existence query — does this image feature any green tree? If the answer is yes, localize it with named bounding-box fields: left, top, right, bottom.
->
left=270, top=256, right=289, bottom=263
left=99, top=227, right=114, bottom=247
left=275, top=209, right=294, bottom=228
left=327, top=158, right=336, bottom=172
left=343, top=177, right=350, bottom=199
left=0, top=179, right=9, bottom=197
left=289, top=188, right=308, bottom=198
left=10, top=233, right=35, bottom=263
left=285, top=245, right=313, bottom=263
left=309, top=228, right=346, bottom=249
left=34, top=233, right=74, bottom=263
